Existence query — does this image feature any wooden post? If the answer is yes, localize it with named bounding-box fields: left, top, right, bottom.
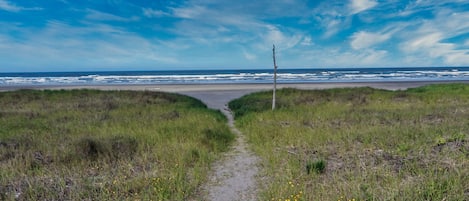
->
left=272, top=44, right=277, bottom=110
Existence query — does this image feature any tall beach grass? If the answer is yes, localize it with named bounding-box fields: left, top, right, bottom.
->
left=0, top=89, right=234, bottom=200
left=230, top=84, right=469, bottom=200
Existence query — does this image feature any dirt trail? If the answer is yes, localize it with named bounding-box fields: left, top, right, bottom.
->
left=155, top=82, right=440, bottom=200
left=180, top=90, right=260, bottom=201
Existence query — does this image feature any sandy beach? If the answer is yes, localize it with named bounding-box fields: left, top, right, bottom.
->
left=4, top=81, right=469, bottom=92
left=2, top=81, right=468, bottom=109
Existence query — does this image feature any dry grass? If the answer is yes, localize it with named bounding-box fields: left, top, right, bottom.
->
left=230, top=84, right=469, bottom=200
left=0, top=89, right=234, bottom=200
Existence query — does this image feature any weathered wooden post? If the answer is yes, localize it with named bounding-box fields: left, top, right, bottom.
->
left=272, top=44, right=277, bottom=110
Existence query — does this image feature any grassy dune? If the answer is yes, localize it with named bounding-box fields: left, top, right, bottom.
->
left=0, top=89, right=234, bottom=200
left=230, top=84, right=469, bottom=201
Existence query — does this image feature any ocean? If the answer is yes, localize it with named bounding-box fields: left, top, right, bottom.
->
left=1, top=67, right=469, bottom=86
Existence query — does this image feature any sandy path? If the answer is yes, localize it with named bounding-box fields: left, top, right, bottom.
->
left=154, top=82, right=439, bottom=200
left=179, top=90, right=260, bottom=201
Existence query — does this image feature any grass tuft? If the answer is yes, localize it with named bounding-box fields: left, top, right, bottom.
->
left=74, top=136, right=138, bottom=161
left=202, top=127, right=235, bottom=152
left=306, top=159, right=326, bottom=174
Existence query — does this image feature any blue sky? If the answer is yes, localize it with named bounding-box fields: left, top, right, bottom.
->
left=1, top=0, right=469, bottom=72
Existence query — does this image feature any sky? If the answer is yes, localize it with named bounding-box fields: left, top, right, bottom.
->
left=1, top=0, right=469, bottom=72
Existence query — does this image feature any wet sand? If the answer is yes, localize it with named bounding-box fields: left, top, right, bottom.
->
left=20, top=80, right=468, bottom=91
left=2, top=81, right=468, bottom=109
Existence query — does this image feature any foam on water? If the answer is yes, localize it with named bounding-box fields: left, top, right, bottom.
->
left=1, top=67, right=468, bottom=86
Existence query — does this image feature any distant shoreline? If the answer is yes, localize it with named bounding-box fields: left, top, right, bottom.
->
left=1, top=80, right=469, bottom=92
left=2, top=67, right=469, bottom=86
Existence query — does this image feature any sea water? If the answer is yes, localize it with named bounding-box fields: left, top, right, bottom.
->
left=1, top=67, right=468, bottom=86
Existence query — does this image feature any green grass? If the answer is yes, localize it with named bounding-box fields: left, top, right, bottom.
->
left=229, top=84, right=469, bottom=201
left=0, top=89, right=234, bottom=200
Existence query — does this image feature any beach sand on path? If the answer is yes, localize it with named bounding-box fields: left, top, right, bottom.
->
left=4, top=81, right=468, bottom=108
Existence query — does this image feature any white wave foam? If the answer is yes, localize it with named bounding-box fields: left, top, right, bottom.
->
left=1, top=69, right=469, bottom=86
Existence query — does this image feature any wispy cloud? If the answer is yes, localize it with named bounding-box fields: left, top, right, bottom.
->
left=349, top=0, right=378, bottom=14
left=398, top=0, right=469, bottom=16
left=399, top=9, right=469, bottom=66
left=85, top=9, right=139, bottom=22
left=1, top=0, right=469, bottom=71
left=0, top=0, right=20, bottom=12
left=263, top=25, right=303, bottom=49
left=323, top=18, right=349, bottom=38
left=313, top=1, right=358, bottom=38
left=300, top=36, right=313, bottom=46
left=171, top=5, right=206, bottom=19
left=350, top=31, right=391, bottom=50
left=0, top=0, right=42, bottom=12
left=294, top=47, right=390, bottom=68
left=158, top=0, right=307, bottom=59
left=142, top=8, right=169, bottom=18
left=407, top=37, right=469, bottom=65
left=358, top=49, right=388, bottom=65
left=242, top=49, right=257, bottom=61
left=0, top=20, right=178, bottom=71
left=404, top=33, right=441, bottom=52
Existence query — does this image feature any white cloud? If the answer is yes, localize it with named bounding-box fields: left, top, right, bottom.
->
left=266, top=26, right=285, bottom=45
left=301, top=36, right=313, bottom=46
left=171, top=5, right=207, bottom=19
left=399, top=10, right=469, bottom=66
left=445, top=52, right=469, bottom=65
left=242, top=50, right=257, bottom=61
left=166, top=3, right=258, bottom=40
left=290, top=46, right=390, bottom=68
left=0, top=21, right=179, bottom=71
left=401, top=32, right=469, bottom=66
left=350, top=0, right=378, bottom=14
left=323, top=19, right=344, bottom=38
left=85, top=9, right=138, bottom=22
left=350, top=31, right=390, bottom=50
left=405, top=33, right=442, bottom=51
left=312, top=2, right=352, bottom=38
left=360, top=50, right=388, bottom=65
left=0, top=0, right=41, bottom=12
left=0, top=0, right=20, bottom=12
left=263, top=25, right=303, bottom=50
left=142, top=8, right=169, bottom=18
left=438, top=11, right=469, bottom=36
left=398, top=0, right=469, bottom=17
left=179, top=0, right=311, bottom=19
left=161, top=1, right=306, bottom=58
left=335, top=49, right=387, bottom=66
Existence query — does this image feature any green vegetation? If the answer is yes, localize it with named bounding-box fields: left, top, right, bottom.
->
left=229, top=84, right=469, bottom=201
left=0, top=89, right=234, bottom=200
